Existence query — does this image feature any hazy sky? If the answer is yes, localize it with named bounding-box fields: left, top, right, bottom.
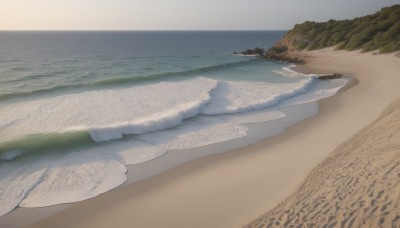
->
left=0, top=0, right=398, bottom=30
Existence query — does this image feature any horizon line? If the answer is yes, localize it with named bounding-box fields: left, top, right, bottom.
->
left=0, top=29, right=289, bottom=32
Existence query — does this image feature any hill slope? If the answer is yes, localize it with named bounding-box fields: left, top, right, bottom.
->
left=265, top=4, right=400, bottom=62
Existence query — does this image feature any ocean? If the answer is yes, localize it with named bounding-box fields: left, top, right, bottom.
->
left=0, top=31, right=348, bottom=216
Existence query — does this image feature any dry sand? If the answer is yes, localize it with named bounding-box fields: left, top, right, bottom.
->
left=247, top=98, right=400, bottom=227
left=25, top=48, right=400, bottom=228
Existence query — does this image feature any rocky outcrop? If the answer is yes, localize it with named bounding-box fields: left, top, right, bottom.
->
left=264, top=44, right=305, bottom=64
left=317, top=73, right=343, bottom=80
left=262, top=34, right=306, bottom=64
left=238, top=33, right=307, bottom=63
left=237, top=43, right=305, bottom=63
left=236, top=47, right=265, bottom=56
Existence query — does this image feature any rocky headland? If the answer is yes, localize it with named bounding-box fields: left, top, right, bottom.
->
left=245, top=4, right=400, bottom=64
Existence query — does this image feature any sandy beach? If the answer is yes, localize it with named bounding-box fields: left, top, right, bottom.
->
left=247, top=91, right=400, bottom=227
left=6, top=48, right=399, bottom=228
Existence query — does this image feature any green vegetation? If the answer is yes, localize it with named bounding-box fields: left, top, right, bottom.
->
left=285, top=5, right=400, bottom=53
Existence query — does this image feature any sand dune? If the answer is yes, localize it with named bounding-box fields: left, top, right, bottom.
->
left=246, top=99, right=400, bottom=227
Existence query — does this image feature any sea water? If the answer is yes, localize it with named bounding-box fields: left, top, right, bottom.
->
left=0, top=31, right=348, bottom=216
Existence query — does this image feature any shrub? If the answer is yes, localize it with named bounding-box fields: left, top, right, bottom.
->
left=282, top=5, right=400, bottom=53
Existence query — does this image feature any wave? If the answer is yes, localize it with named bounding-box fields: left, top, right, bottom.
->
left=201, top=76, right=317, bottom=115
left=0, top=138, right=166, bottom=215
left=0, top=131, right=93, bottom=161
left=0, top=75, right=323, bottom=162
left=272, top=64, right=314, bottom=78
left=11, top=67, right=31, bottom=71
left=0, top=84, right=87, bottom=101
left=0, top=78, right=218, bottom=160
left=0, top=75, right=351, bottom=218
left=88, top=94, right=215, bottom=142
left=82, top=59, right=261, bottom=86
left=1, top=73, right=57, bottom=84
left=0, top=59, right=259, bottom=101
left=0, top=58, right=22, bottom=63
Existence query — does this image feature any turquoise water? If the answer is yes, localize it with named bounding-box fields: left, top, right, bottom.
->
left=0, top=31, right=293, bottom=160
left=0, top=31, right=288, bottom=100
left=0, top=31, right=349, bottom=216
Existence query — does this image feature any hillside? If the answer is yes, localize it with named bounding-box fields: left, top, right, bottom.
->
left=265, top=4, right=400, bottom=62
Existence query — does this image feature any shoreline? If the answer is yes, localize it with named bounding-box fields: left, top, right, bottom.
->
left=247, top=91, right=400, bottom=227
left=3, top=48, right=400, bottom=228
left=0, top=81, right=332, bottom=227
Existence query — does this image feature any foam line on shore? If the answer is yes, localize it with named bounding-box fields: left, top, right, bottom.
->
left=0, top=62, right=350, bottom=219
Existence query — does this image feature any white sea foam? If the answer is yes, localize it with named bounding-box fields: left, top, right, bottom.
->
left=89, top=100, right=212, bottom=142
left=0, top=139, right=165, bottom=213
left=273, top=64, right=311, bottom=78
left=280, top=78, right=349, bottom=107
left=0, top=150, right=23, bottom=161
left=0, top=75, right=316, bottom=145
left=19, top=159, right=128, bottom=208
left=0, top=77, right=218, bottom=143
left=220, top=108, right=286, bottom=124
left=114, top=140, right=167, bottom=165
left=201, top=77, right=316, bottom=115
left=0, top=71, right=350, bottom=217
left=0, top=161, right=48, bottom=216
left=138, top=117, right=248, bottom=150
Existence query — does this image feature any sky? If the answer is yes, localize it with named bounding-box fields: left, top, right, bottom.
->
left=0, top=0, right=399, bottom=30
